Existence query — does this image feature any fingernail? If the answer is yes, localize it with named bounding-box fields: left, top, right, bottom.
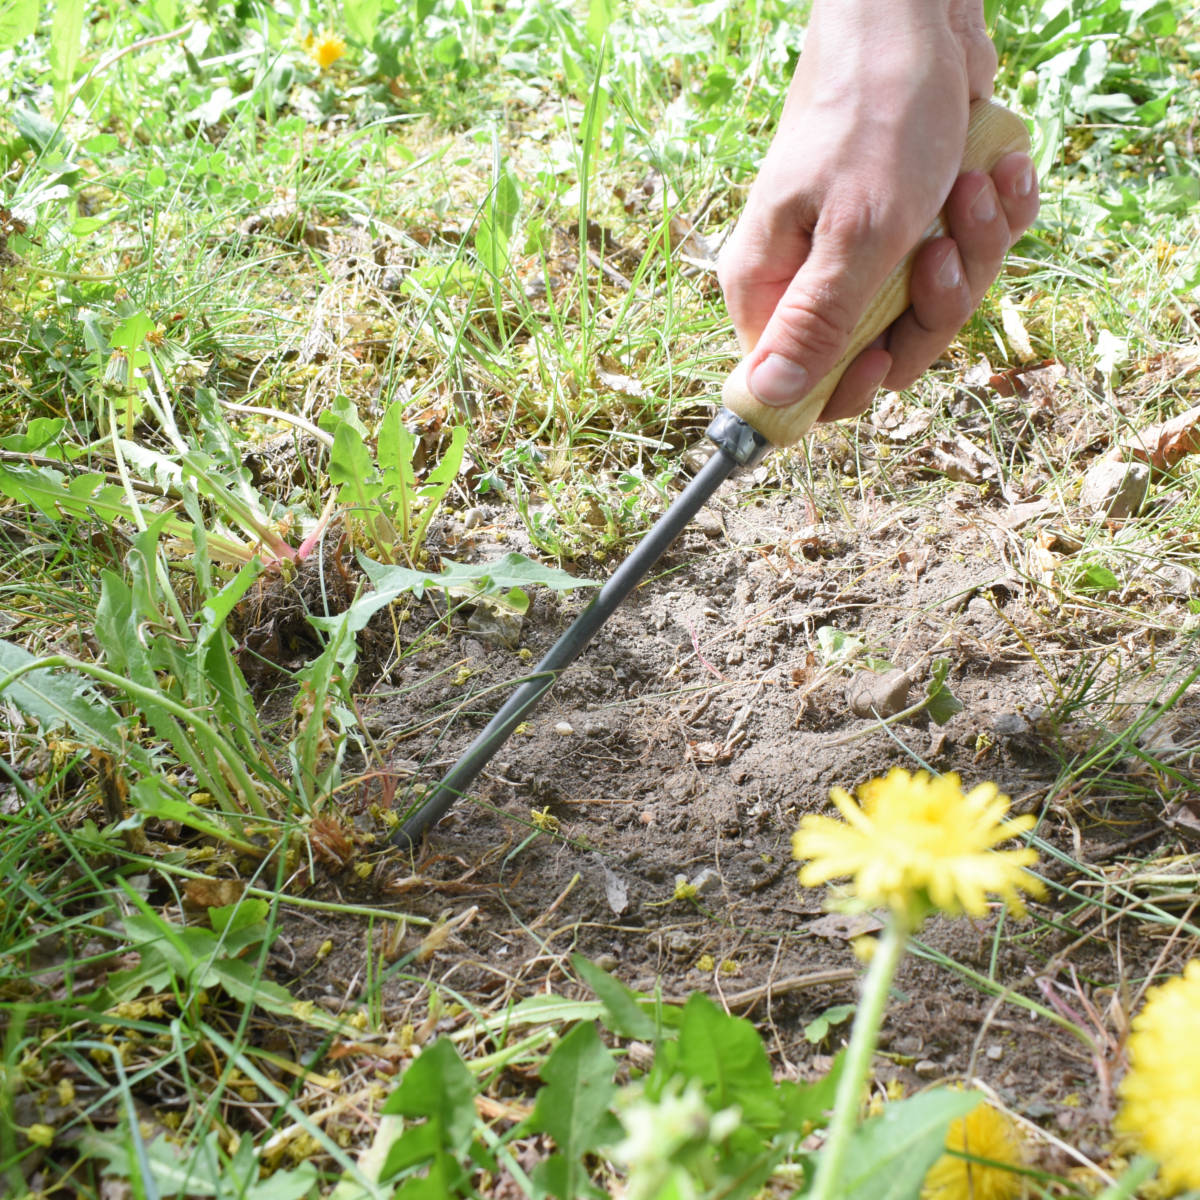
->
left=1014, top=162, right=1035, bottom=198
left=971, top=185, right=997, bottom=223
left=936, top=249, right=963, bottom=290
left=750, top=353, right=810, bottom=407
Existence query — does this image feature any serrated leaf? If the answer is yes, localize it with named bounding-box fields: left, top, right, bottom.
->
left=76, top=1128, right=318, bottom=1199
left=572, top=954, right=658, bottom=1041
left=841, top=1089, right=981, bottom=1200
left=528, top=1022, right=621, bottom=1200
left=676, top=993, right=782, bottom=1133
left=779, top=1047, right=846, bottom=1133
left=0, top=637, right=121, bottom=748
left=381, top=1039, right=477, bottom=1173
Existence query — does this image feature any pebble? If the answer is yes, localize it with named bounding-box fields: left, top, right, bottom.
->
left=986, top=1044, right=1004, bottom=1061
left=690, top=868, right=722, bottom=896
left=1080, top=458, right=1150, bottom=519
left=846, top=668, right=912, bottom=719
left=914, top=1059, right=942, bottom=1079
left=554, top=721, right=574, bottom=736
left=593, top=953, right=619, bottom=972
left=667, top=932, right=698, bottom=957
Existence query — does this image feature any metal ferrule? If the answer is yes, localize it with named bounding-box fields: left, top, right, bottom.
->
left=706, top=408, right=772, bottom=468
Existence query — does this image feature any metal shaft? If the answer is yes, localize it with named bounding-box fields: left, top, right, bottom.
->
left=393, top=411, right=769, bottom=849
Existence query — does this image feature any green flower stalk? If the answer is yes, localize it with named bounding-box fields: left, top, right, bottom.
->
left=793, top=769, right=1044, bottom=1199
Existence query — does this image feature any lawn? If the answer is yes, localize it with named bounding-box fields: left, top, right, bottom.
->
left=2, top=0, right=1199, bottom=1197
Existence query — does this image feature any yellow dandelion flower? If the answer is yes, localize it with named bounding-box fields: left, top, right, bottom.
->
left=922, top=1098, right=1025, bottom=1200
left=792, top=769, right=1043, bottom=919
left=1116, top=960, right=1200, bottom=1193
left=308, top=31, right=346, bottom=70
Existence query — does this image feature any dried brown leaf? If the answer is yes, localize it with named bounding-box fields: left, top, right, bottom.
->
left=1114, top=403, right=1200, bottom=471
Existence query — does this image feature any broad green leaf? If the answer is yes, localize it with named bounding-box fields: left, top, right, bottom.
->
left=476, top=165, right=522, bottom=277
left=675, top=993, right=782, bottom=1133
left=529, top=1022, right=620, bottom=1200
left=330, top=421, right=391, bottom=552
left=360, top=551, right=599, bottom=600
left=0, top=0, right=37, bottom=50
left=76, top=1128, right=318, bottom=1199
left=1078, top=563, right=1120, bottom=594
left=134, top=781, right=241, bottom=845
left=803, top=1004, right=857, bottom=1044
left=816, top=625, right=864, bottom=665
left=573, top=954, right=658, bottom=1041
left=586, top=0, right=615, bottom=47
left=778, top=1048, right=846, bottom=1133
left=9, top=104, right=66, bottom=154
left=109, top=310, right=155, bottom=351
left=381, top=1038, right=477, bottom=1149
left=376, top=399, right=415, bottom=500
left=343, top=0, right=382, bottom=43
left=0, top=637, right=121, bottom=748
left=457, top=994, right=606, bottom=1040
left=330, top=423, right=384, bottom=503
left=410, top=425, right=468, bottom=551
left=925, top=658, right=964, bottom=727
left=208, top=899, right=270, bottom=936
left=0, top=417, right=65, bottom=452
left=49, top=0, right=85, bottom=114
left=841, top=1089, right=981, bottom=1200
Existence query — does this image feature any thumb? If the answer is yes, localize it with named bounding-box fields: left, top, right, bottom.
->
left=743, top=218, right=901, bottom=409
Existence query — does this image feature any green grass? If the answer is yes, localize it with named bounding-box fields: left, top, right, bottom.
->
left=2, top=0, right=1200, bottom=1196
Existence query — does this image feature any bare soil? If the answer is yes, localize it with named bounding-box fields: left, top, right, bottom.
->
left=260, top=422, right=1200, bottom=1174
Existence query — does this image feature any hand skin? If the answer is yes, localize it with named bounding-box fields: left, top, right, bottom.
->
left=716, top=0, right=1040, bottom=421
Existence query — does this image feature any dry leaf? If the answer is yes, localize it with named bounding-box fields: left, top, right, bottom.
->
left=806, top=912, right=884, bottom=942
left=991, top=498, right=1051, bottom=530
left=982, top=357, right=1063, bottom=403
left=898, top=545, right=931, bottom=580
left=1000, top=296, right=1036, bottom=362
left=1029, top=531, right=1060, bottom=588
left=1114, top=403, right=1200, bottom=471
left=596, top=365, right=650, bottom=400
left=184, top=878, right=245, bottom=909
left=1140, top=344, right=1200, bottom=383
left=667, top=214, right=718, bottom=268
left=415, top=905, right=479, bottom=963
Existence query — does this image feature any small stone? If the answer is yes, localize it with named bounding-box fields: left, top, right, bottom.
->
left=593, top=953, right=619, bottom=972
left=914, top=1059, right=942, bottom=1079
left=846, top=668, right=912, bottom=719
left=1080, top=458, right=1150, bottom=519
left=461, top=507, right=485, bottom=531
left=986, top=1044, right=1004, bottom=1061
left=554, top=721, right=574, bottom=736
left=667, top=931, right=698, bottom=957
left=690, top=868, right=721, bottom=896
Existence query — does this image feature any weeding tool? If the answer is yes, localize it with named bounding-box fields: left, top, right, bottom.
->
left=393, top=100, right=1030, bottom=850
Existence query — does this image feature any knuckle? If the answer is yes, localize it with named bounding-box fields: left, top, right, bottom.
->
left=773, top=286, right=856, bottom=363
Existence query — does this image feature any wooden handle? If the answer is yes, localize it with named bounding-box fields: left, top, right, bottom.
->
left=722, top=99, right=1031, bottom=447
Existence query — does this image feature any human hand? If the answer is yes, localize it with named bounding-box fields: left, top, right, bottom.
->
left=717, top=0, right=1040, bottom=422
